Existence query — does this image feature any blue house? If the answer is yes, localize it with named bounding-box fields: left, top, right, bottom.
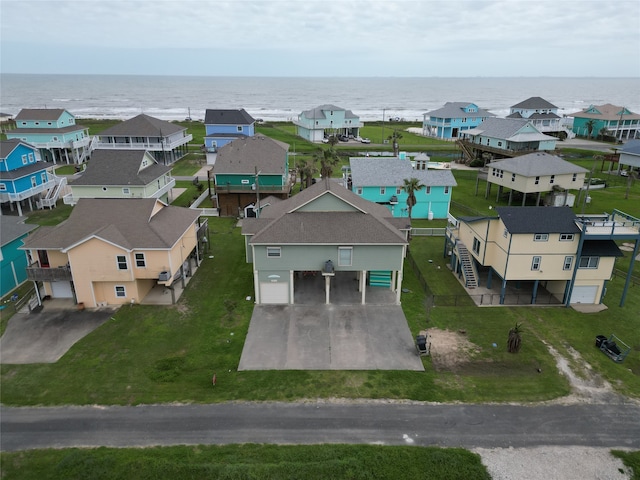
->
left=347, top=156, right=457, bottom=219
left=422, top=102, right=494, bottom=139
left=1, top=215, right=38, bottom=297
left=5, top=109, right=93, bottom=164
left=294, top=104, right=362, bottom=143
left=204, top=109, right=255, bottom=152
left=0, top=139, right=60, bottom=216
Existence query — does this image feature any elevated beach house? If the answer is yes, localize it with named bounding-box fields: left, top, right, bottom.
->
left=294, top=104, right=362, bottom=142
left=619, top=139, right=640, bottom=174
left=63, top=149, right=175, bottom=206
left=213, top=134, right=291, bottom=217
left=5, top=109, right=93, bottom=164
left=445, top=206, right=639, bottom=306
left=570, top=104, right=640, bottom=141
left=457, top=117, right=557, bottom=164
left=480, top=152, right=588, bottom=207
left=21, top=198, right=207, bottom=308
left=203, top=109, right=255, bottom=152
left=422, top=102, right=494, bottom=139
left=347, top=156, right=457, bottom=219
left=0, top=139, right=64, bottom=215
left=241, top=179, right=409, bottom=305
left=95, top=114, right=192, bottom=165
left=507, top=96, right=573, bottom=139
left=1, top=216, right=38, bottom=297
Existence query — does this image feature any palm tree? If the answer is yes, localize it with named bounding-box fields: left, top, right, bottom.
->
left=507, top=322, right=523, bottom=353
left=388, top=130, right=403, bottom=156
left=585, top=119, right=597, bottom=138
left=327, top=135, right=339, bottom=148
left=296, top=158, right=318, bottom=189
left=402, top=177, right=424, bottom=219
left=314, top=147, right=340, bottom=179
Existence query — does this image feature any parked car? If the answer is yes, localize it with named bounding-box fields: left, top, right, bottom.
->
left=360, top=137, right=371, bottom=144
left=338, top=134, right=349, bottom=142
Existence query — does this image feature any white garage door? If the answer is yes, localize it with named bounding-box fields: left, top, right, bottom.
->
left=570, top=285, right=598, bottom=304
left=51, top=281, right=74, bottom=298
left=260, top=282, right=289, bottom=304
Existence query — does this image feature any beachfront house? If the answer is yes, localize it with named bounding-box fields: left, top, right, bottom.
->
left=294, top=104, right=362, bottom=143
left=1, top=216, right=38, bottom=297
left=347, top=156, right=457, bottom=219
left=506, top=97, right=573, bottom=139
left=570, top=104, right=640, bottom=141
left=0, top=139, right=65, bottom=216
left=445, top=206, right=639, bottom=306
left=5, top=109, right=93, bottom=164
left=480, top=152, right=588, bottom=207
left=213, top=134, right=292, bottom=217
left=94, top=114, right=192, bottom=165
left=422, top=102, right=494, bottom=139
left=241, top=179, right=409, bottom=305
left=63, top=149, right=175, bottom=206
left=21, top=198, right=207, bottom=308
left=203, top=109, right=255, bottom=152
left=457, top=117, right=557, bottom=164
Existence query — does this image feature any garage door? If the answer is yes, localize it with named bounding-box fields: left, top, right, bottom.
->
left=260, top=282, right=289, bottom=304
left=570, top=285, right=598, bottom=304
left=51, top=281, right=74, bottom=298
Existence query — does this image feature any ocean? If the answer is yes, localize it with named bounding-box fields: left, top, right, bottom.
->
left=1, top=74, right=638, bottom=123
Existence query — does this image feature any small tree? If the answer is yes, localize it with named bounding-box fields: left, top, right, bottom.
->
left=585, top=119, right=597, bottom=138
left=507, top=322, right=523, bottom=353
left=296, top=158, right=318, bottom=189
left=402, top=177, right=424, bottom=219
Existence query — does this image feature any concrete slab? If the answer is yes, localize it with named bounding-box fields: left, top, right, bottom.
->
left=238, top=304, right=424, bottom=371
left=0, top=309, right=114, bottom=364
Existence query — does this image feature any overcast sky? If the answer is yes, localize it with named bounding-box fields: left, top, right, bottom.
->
left=2, top=0, right=639, bottom=77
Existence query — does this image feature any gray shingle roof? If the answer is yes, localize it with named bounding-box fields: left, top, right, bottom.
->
left=424, top=102, right=495, bottom=119
left=15, top=109, right=68, bottom=121
left=6, top=125, right=87, bottom=135
left=621, top=139, right=640, bottom=155
left=204, top=109, right=255, bottom=125
left=349, top=157, right=457, bottom=187
left=301, top=104, right=359, bottom=120
left=1, top=216, right=38, bottom=247
left=0, top=161, right=50, bottom=180
left=69, top=150, right=171, bottom=186
left=243, top=179, right=408, bottom=245
left=1, top=139, right=28, bottom=158
left=21, top=198, right=200, bottom=251
left=495, top=206, right=581, bottom=234
left=463, top=117, right=556, bottom=142
left=510, top=97, right=558, bottom=110
left=570, top=104, right=640, bottom=121
left=214, top=134, right=289, bottom=175
left=98, top=114, right=185, bottom=137
left=487, top=153, right=588, bottom=177
left=506, top=112, right=560, bottom=120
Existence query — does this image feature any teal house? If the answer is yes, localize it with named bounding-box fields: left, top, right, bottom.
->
left=294, top=104, right=362, bottom=143
left=6, top=109, right=92, bottom=164
left=422, top=102, right=494, bottom=139
left=347, top=156, right=457, bottom=219
left=570, top=104, right=640, bottom=141
left=1, top=139, right=57, bottom=216
left=241, top=179, right=409, bottom=305
left=1, top=215, right=38, bottom=297
left=213, top=134, right=291, bottom=217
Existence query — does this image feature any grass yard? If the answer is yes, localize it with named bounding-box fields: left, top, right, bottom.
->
left=0, top=444, right=490, bottom=480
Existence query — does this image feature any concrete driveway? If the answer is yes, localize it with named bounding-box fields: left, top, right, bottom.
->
left=238, top=305, right=424, bottom=371
left=0, top=309, right=114, bottom=364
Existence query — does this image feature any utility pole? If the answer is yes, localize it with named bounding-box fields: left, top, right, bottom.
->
left=253, top=167, right=261, bottom=217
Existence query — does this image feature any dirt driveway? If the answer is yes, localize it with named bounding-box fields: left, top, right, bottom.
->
left=0, top=309, right=114, bottom=364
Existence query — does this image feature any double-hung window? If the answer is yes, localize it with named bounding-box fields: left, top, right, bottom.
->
left=266, top=247, right=281, bottom=258
left=116, top=255, right=128, bottom=270
left=135, top=253, right=146, bottom=267
left=115, top=286, right=126, bottom=298
left=531, top=256, right=541, bottom=271
left=338, top=247, right=352, bottom=267
left=563, top=256, right=573, bottom=271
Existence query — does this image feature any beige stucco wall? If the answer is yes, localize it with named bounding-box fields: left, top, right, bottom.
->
left=489, top=170, right=586, bottom=193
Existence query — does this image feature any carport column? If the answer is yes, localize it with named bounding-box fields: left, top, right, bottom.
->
left=253, top=270, right=260, bottom=304
left=361, top=270, right=366, bottom=304
left=325, top=275, right=331, bottom=304
left=289, top=270, right=294, bottom=304
left=395, top=269, right=403, bottom=305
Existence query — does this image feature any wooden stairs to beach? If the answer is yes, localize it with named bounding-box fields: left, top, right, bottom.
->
left=455, top=242, right=478, bottom=289
left=456, top=139, right=475, bottom=164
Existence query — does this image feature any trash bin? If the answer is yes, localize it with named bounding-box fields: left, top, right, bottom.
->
left=595, top=335, right=607, bottom=348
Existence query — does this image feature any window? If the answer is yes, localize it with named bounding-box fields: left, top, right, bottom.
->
left=115, top=286, right=126, bottom=298
left=380, top=187, right=386, bottom=195
left=535, top=176, right=540, bottom=185
left=41, top=173, right=47, bottom=182
left=572, top=173, right=577, bottom=182
left=22, top=154, right=28, bottom=165
left=28, top=153, right=34, bottom=162
left=338, top=247, right=353, bottom=266
left=396, top=187, right=401, bottom=195
left=579, top=256, right=599, bottom=269
left=425, top=186, right=431, bottom=194
left=356, top=187, right=363, bottom=195
left=135, top=253, right=146, bottom=267
left=472, top=237, right=481, bottom=254
left=550, top=175, right=555, bottom=184
left=0, top=184, right=6, bottom=191
left=237, top=126, right=242, bottom=132
left=531, top=256, right=541, bottom=271
left=559, top=234, right=574, bottom=241
left=511, top=173, right=516, bottom=182
left=534, top=234, right=548, bottom=242
left=266, top=247, right=281, bottom=258
left=503, top=228, right=508, bottom=238
left=116, top=255, right=128, bottom=270
left=122, top=188, right=131, bottom=195
left=498, top=141, right=502, bottom=147
left=563, top=256, right=573, bottom=271
left=444, top=186, right=449, bottom=194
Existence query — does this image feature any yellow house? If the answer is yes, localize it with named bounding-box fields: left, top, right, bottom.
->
left=21, top=198, right=205, bottom=308
left=445, top=206, right=633, bottom=306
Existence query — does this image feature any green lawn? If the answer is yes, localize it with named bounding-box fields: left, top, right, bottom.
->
left=0, top=445, right=490, bottom=480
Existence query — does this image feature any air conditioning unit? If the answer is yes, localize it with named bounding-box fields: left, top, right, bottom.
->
left=390, top=195, right=398, bottom=205
left=158, top=271, right=171, bottom=281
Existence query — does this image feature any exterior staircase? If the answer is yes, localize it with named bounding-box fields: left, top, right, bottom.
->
left=455, top=242, right=478, bottom=289
left=38, top=175, right=67, bottom=209
left=455, top=139, right=475, bottom=164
